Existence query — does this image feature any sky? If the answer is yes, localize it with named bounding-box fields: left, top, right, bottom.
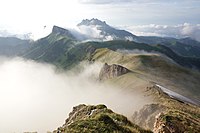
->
left=0, top=0, right=199, bottom=40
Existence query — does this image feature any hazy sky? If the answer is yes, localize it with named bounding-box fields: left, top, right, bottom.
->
left=0, top=0, right=199, bottom=39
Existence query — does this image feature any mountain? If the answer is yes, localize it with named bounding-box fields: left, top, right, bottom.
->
left=77, top=18, right=137, bottom=41
left=91, top=50, right=200, bottom=131
left=76, top=18, right=200, bottom=58
left=137, top=36, right=200, bottom=57
left=0, top=37, right=31, bottom=56
left=179, top=37, right=200, bottom=47
left=22, top=25, right=77, bottom=67
left=77, top=19, right=200, bottom=58
left=0, top=20, right=200, bottom=132
left=52, top=25, right=76, bottom=39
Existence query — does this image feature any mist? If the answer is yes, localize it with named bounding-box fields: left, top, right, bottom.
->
left=116, top=49, right=159, bottom=55
left=0, top=57, right=150, bottom=133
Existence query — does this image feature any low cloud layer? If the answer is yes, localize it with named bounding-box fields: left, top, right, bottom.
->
left=125, top=23, right=200, bottom=41
left=0, top=30, right=32, bottom=40
left=0, top=57, right=150, bottom=133
left=117, top=49, right=159, bottom=55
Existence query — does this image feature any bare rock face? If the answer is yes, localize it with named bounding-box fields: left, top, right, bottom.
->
left=99, top=63, right=130, bottom=80
left=52, top=25, right=75, bottom=39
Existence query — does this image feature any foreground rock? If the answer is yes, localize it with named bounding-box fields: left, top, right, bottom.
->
left=153, top=111, right=200, bottom=133
left=53, top=104, right=152, bottom=133
left=132, top=85, right=200, bottom=133
left=99, top=63, right=131, bottom=80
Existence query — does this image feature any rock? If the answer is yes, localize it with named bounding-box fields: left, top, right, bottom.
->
left=53, top=104, right=152, bottom=133
left=99, top=63, right=131, bottom=80
left=132, top=104, right=167, bottom=130
left=52, top=25, right=75, bottom=39
left=153, top=110, right=200, bottom=133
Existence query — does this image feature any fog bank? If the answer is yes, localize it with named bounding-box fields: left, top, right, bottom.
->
left=0, top=57, right=149, bottom=133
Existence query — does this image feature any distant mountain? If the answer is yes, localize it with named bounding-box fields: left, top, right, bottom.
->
left=77, top=18, right=200, bottom=57
left=77, top=18, right=137, bottom=41
left=137, top=36, right=200, bottom=57
left=179, top=37, right=200, bottom=47
left=52, top=25, right=76, bottom=39
left=22, top=25, right=77, bottom=67
left=0, top=37, right=31, bottom=56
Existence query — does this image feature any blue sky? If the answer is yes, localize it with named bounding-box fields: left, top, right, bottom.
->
left=0, top=0, right=199, bottom=40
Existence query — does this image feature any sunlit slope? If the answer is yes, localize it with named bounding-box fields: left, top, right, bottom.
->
left=92, top=48, right=200, bottom=131
left=91, top=48, right=200, bottom=104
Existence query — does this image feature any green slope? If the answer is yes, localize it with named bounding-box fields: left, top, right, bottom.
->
left=53, top=104, right=152, bottom=133
left=59, top=40, right=200, bottom=70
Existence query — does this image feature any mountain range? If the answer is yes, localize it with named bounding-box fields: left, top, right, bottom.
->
left=0, top=18, right=200, bottom=133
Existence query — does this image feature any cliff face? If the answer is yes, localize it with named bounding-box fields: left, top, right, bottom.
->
left=52, top=25, right=75, bottom=39
left=99, top=63, right=131, bottom=80
left=53, top=104, right=152, bottom=133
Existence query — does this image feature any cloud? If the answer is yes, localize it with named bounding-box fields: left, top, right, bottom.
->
left=0, top=29, right=32, bottom=40
left=78, top=0, right=133, bottom=4
left=0, top=57, right=151, bottom=133
left=77, top=25, right=103, bottom=38
left=124, top=23, right=200, bottom=41
left=78, top=0, right=200, bottom=5
left=116, top=49, right=159, bottom=55
left=75, top=25, right=115, bottom=41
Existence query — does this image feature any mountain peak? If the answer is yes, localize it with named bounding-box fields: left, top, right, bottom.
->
left=77, top=18, right=107, bottom=26
left=52, top=25, right=69, bottom=34
left=77, top=18, right=136, bottom=41
left=52, top=25, right=75, bottom=39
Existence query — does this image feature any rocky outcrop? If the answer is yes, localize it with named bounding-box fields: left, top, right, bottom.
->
left=52, top=25, right=75, bottom=39
left=132, top=104, right=167, bottom=130
left=99, top=63, right=131, bottom=80
left=53, top=104, right=152, bottom=133
left=153, top=110, right=200, bottom=133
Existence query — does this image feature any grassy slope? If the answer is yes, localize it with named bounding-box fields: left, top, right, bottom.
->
left=91, top=48, right=200, bottom=131
left=64, top=40, right=200, bottom=70
left=91, top=48, right=200, bottom=103
left=53, top=104, right=152, bottom=133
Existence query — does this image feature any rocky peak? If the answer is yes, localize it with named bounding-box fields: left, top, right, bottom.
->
left=52, top=25, right=75, bottom=38
left=77, top=18, right=107, bottom=27
left=99, top=63, right=131, bottom=80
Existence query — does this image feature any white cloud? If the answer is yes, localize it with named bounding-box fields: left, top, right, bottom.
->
left=0, top=57, right=151, bottom=132
left=76, top=25, right=117, bottom=41
left=78, top=25, right=103, bottom=38
left=78, top=0, right=133, bottom=4
left=124, top=23, right=200, bottom=41
left=0, top=30, right=33, bottom=40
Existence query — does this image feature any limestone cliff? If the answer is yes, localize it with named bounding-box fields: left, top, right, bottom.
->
left=99, top=63, right=131, bottom=80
